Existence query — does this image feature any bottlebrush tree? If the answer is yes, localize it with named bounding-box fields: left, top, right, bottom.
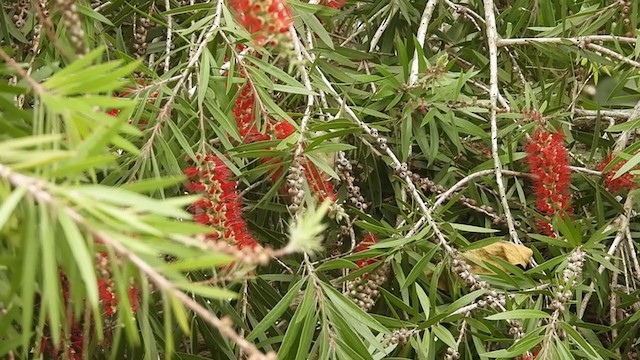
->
left=1, top=0, right=640, bottom=359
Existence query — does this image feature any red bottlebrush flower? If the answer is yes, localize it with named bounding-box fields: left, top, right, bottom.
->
left=303, top=160, right=337, bottom=202
left=184, top=154, right=259, bottom=250
left=525, top=127, right=572, bottom=235
left=597, top=153, right=638, bottom=193
left=354, top=233, right=378, bottom=268
left=233, top=83, right=260, bottom=143
left=186, top=181, right=206, bottom=193
left=273, top=120, right=296, bottom=139
left=106, top=82, right=158, bottom=128
left=184, top=166, right=200, bottom=178
left=128, top=285, right=141, bottom=313
left=323, top=0, right=346, bottom=8
left=68, top=322, right=84, bottom=360
left=98, top=278, right=117, bottom=315
left=227, top=0, right=292, bottom=47
left=45, top=254, right=140, bottom=360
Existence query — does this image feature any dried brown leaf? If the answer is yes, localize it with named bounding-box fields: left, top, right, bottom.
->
left=463, top=241, right=533, bottom=274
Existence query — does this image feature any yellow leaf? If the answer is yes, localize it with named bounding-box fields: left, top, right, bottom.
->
left=463, top=241, right=533, bottom=274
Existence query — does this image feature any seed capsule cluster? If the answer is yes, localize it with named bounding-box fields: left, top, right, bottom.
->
left=134, top=17, right=152, bottom=60
left=286, top=156, right=306, bottom=211
left=452, top=256, right=489, bottom=291
left=336, top=151, right=368, bottom=211
left=507, top=320, right=525, bottom=339
left=444, top=347, right=461, bottom=360
left=383, top=328, right=418, bottom=346
left=618, top=0, right=634, bottom=37
left=345, top=264, right=389, bottom=312
left=27, top=0, right=47, bottom=56
left=55, top=0, right=87, bottom=55
left=365, top=126, right=388, bottom=151
left=12, top=0, right=29, bottom=29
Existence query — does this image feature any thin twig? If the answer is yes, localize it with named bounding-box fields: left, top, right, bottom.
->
left=0, top=48, right=46, bottom=94
left=497, top=35, right=636, bottom=46
left=467, top=79, right=510, bottom=111
left=368, top=3, right=398, bottom=52
left=289, top=26, right=317, bottom=215
left=585, top=42, right=640, bottom=69
left=614, top=100, right=640, bottom=152
left=625, top=227, right=640, bottom=280
left=579, top=194, right=635, bottom=318
left=164, top=0, right=173, bottom=73
left=408, top=0, right=439, bottom=85
left=610, top=255, right=620, bottom=347
left=575, top=108, right=635, bottom=119
left=482, top=0, right=521, bottom=245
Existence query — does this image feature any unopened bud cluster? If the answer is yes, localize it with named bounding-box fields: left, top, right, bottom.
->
left=336, top=151, right=367, bottom=210
left=54, top=0, right=87, bottom=55
left=562, top=249, right=585, bottom=286
left=550, top=249, right=585, bottom=312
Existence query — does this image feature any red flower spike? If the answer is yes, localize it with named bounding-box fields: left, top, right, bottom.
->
left=45, top=254, right=141, bottom=360
left=597, top=153, right=638, bottom=193
left=105, top=82, right=158, bottom=129
left=274, top=120, right=296, bottom=139
left=303, top=160, right=337, bottom=202
left=322, top=0, right=345, bottom=8
left=184, top=154, right=260, bottom=250
left=524, top=127, right=572, bottom=235
left=184, top=166, right=199, bottom=178
left=354, top=233, right=379, bottom=268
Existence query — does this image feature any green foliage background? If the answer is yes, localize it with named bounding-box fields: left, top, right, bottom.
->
left=1, top=0, right=640, bottom=359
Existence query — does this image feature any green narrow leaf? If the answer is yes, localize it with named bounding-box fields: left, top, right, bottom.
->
left=0, top=186, right=26, bottom=229
left=485, top=309, right=551, bottom=321
left=559, top=322, right=603, bottom=360
left=432, top=324, right=457, bottom=349
left=40, top=205, right=61, bottom=344
left=20, top=202, right=38, bottom=355
left=247, top=278, right=305, bottom=341
left=58, top=212, right=99, bottom=307
left=320, top=282, right=387, bottom=334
